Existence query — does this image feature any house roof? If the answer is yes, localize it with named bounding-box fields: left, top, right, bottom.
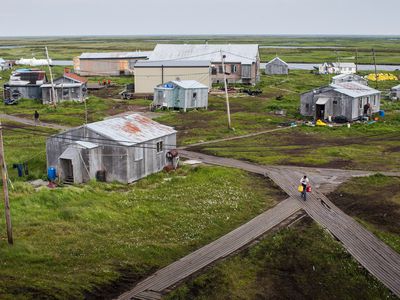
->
left=391, top=84, right=400, bottom=90
left=85, top=114, right=176, bottom=146
left=79, top=51, right=152, bottom=60
left=266, top=57, right=288, bottom=66
left=332, top=73, right=364, bottom=80
left=157, top=80, right=208, bottom=89
left=149, top=44, right=259, bottom=64
left=41, top=83, right=83, bottom=88
left=135, top=60, right=210, bottom=68
left=0, top=58, right=5, bottom=64
left=330, top=82, right=380, bottom=98
left=64, top=73, right=88, bottom=83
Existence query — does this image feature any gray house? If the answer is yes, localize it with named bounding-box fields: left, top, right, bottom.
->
left=41, top=73, right=88, bottom=104
left=3, top=69, right=46, bottom=101
left=153, top=80, right=208, bottom=111
left=301, top=82, right=381, bottom=121
left=265, top=57, right=289, bottom=75
left=332, top=74, right=368, bottom=86
left=46, top=114, right=177, bottom=184
left=390, top=84, right=400, bottom=100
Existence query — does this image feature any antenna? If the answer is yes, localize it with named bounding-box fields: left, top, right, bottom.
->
left=372, top=48, right=378, bottom=89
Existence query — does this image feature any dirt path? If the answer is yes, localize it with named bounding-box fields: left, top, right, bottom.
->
left=0, top=114, right=70, bottom=131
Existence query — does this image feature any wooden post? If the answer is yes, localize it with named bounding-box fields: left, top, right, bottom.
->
left=372, top=48, right=378, bottom=89
left=220, top=51, right=232, bottom=129
left=45, top=46, right=56, bottom=109
left=355, top=49, right=359, bottom=73
left=0, top=120, right=13, bottom=245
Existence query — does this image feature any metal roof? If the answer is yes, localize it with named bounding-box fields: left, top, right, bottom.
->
left=135, top=60, right=210, bottom=67
left=156, top=80, right=208, bottom=89
left=41, top=83, right=83, bottom=88
left=0, top=58, right=5, bottom=63
left=330, top=82, right=380, bottom=98
left=79, top=51, right=152, bottom=60
left=75, top=141, right=98, bottom=149
left=391, top=84, right=400, bottom=90
left=86, top=114, right=176, bottom=146
left=149, top=44, right=259, bottom=64
left=266, top=57, right=288, bottom=66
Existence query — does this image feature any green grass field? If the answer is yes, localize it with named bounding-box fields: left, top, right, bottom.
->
left=0, top=165, right=284, bottom=299
left=166, top=218, right=396, bottom=300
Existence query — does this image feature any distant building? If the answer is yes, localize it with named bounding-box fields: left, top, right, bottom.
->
left=390, top=84, right=400, bottom=100
left=149, top=44, right=260, bottom=84
left=134, top=61, right=211, bottom=94
left=41, top=73, right=88, bottom=104
left=0, top=58, right=12, bottom=71
left=16, top=58, right=51, bottom=66
left=332, top=73, right=368, bottom=86
left=301, top=82, right=381, bottom=121
left=74, top=51, right=152, bottom=76
left=319, top=62, right=356, bottom=75
left=153, top=80, right=208, bottom=111
left=3, top=69, right=47, bottom=101
left=265, top=57, right=289, bottom=75
left=46, top=114, right=177, bottom=184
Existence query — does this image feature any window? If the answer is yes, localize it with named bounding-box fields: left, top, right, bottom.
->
left=305, top=103, right=310, bottom=109
left=359, top=99, right=363, bottom=109
left=135, top=146, right=143, bottom=161
left=231, top=64, right=237, bottom=73
left=193, top=92, right=197, bottom=100
left=156, top=141, right=163, bottom=153
left=218, top=65, right=223, bottom=73
left=333, top=100, right=338, bottom=105
left=211, top=67, right=217, bottom=75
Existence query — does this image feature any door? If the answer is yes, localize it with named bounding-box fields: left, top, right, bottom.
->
left=60, top=159, right=74, bottom=182
left=316, top=104, right=325, bottom=120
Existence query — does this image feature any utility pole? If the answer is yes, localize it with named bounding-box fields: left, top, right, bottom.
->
left=45, top=46, right=56, bottom=109
left=0, top=121, right=13, bottom=245
left=372, top=48, right=378, bottom=89
left=220, top=51, right=232, bottom=130
left=355, top=49, right=359, bottom=73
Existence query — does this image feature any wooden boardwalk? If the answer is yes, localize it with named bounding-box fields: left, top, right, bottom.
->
left=118, top=198, right=302, bottom=300
left=118, top=151, right=400, bottom=299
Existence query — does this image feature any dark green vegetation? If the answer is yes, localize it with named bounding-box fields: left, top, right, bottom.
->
left=0, top=166, right=285, bottom=299
left=329, top=175, right=400, bottom=254
left=167, top=218, right=396, bottom=300
left=191, top=123, right=400, bottom=171
left=1, top=35, right=400, bottom=64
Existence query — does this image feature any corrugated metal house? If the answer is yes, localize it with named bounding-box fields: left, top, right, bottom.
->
left=3, top=69, right=47, bottom=101
left=301, top=82, right=381, bottom=121
left=332, top=73, right=368, bottom=86
left=319, top=62, right=356, bottom=75
left=134, top=60, right=211, bottom=94
left=41, top=73, right=88, bottom=104
left=390, top=84, right=400, bottom=100
left=265, top=57, right=289, bottom=75
left=46, top=114, right=177, bottom=184
left=149, top=44, right=260, bottom=84
left=75, top=51, right=152, bottom=76
left=153, top=80, right=208, bottom=111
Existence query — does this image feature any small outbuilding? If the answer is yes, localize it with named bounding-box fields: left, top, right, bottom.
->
left=390, top=84, right=400, bottom=100
left=265, top=57, right=289, bottom=75
left=0, top=58, right=12, bottom=71
left=301, top=82, right=381, bottom=121
left=332, top=73, right=368, bottom=86
left=41, top=73, right=88, bottom=104
left=3, top=69, right=47, bottom=101
left=153, top=80, right=208, bottom=111
left=46, top=114, right=177, bottom=184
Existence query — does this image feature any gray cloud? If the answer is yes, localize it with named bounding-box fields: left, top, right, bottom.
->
left=0, top=0, right=399, bottom=36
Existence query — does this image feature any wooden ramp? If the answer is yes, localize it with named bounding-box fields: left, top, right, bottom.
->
left=266, top=168, right=400, bottom=297
left=118, top=198, right=301, bottom=300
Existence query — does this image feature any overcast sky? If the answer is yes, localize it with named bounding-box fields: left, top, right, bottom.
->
left=0, top=0, right=399, bottom=36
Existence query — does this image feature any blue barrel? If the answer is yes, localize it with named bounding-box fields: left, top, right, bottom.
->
left=379, top=110, right=385, bottom=117
left=47, top=167, right=57, bottom=181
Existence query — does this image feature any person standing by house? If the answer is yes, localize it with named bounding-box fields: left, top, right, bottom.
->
left=300, top=175, right=309, bottom=201
left=34, top=110, right=39, bottom=126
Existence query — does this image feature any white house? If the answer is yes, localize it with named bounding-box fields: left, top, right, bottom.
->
left=319, top=62, right=356, bottom=75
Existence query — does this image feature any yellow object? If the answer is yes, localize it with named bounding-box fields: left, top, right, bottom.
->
left=367, top=73, right=399, bottom=82
left=316, top=119, right=327, bottom=126
left=298, top=185, right=304, bottom=192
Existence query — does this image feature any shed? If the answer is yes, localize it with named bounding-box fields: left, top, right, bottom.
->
left=390, top=84, right=400, bottom=100
left=149, top=44, right=260, bottom=84
left=0, top=58, right=12, bottom=71
left=265, top=57, right=289, bottom=75
left=75, top=51, right=152, bottom=76
left=3, top=69, right=47, bottom=101
left=134, top=60, right=211, bottom=94
left=153, top=80, right=208, bottom=111
left=332, top=73, right=368, bottom=86
left=41, top=73, right=88, bottom=104
left=301, top=82, right=381, bottom=121
left=46, top=114, right=177, bottom=184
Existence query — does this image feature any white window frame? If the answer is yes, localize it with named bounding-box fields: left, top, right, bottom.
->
left=134, top=146, right=144, bottom=161
left=156, top=141, right=163, bottom=153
